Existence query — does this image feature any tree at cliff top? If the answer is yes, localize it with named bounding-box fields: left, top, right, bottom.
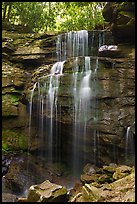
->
left=2, top=2, right=106, bottom=32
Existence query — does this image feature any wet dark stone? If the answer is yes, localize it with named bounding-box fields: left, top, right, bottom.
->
left=2, top=193, right=17, bottom=202
left=2, top=155, right=6, bottom=161
left=2, top=156, right=12, bottom=176
left=2, top=166, right=8, bottom=176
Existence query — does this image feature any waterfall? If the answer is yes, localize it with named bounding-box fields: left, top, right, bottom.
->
left=125, top=122, right=135, bottom=164
left=28, top=30, right=105, bottom=178
left=28, top=82, right=37, bottom=142
left=56, top=30, right=88, bottom=60
left=72, top=56, right=91, bottom=176
left=71, top=56, right=100, bottom=177
left=126, top=126, right=131, bottom=151
left=46, top=61, right=65, bottom=162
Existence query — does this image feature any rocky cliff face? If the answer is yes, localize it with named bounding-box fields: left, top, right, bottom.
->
left=2, top=30, right=57, bottom=151
left=2, top=2, right=135, bottom=166
left=102, top=2, right=135, bottom=44
left=29, top=56, right=134, bottom=166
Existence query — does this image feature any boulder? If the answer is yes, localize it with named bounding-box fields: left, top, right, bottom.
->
left=99, top=171, right=135, bottom=202
left=83, top=163, right=97, bottom=175
left=97, top=174, right=113, bottom=184
left=102, top=164, right=117, bottom=174
left=3, top=154, right=53, bottom=195
left=98, top=45, right=123, bottom=58
left=80, top=174, right=98, bottom=184
left=69, top=164, right=135, bottom=202
left=113, top=165, right=132, bottom=180
left=102, top=2, right=135, bottom=44
left=27, top=180, right=68, bottom=202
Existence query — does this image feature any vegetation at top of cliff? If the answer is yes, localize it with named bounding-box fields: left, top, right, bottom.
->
left=2, top=2, right=107, bottom=33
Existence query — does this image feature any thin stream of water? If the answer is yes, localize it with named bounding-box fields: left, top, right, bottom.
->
left=28, top=30, right=105, bottom=178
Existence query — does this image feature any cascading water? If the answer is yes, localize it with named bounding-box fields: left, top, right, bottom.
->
left=28, top=30, right=105, bottom=181
left=56, top=30, right=88, bottom=60
left=39, top=61, right=65, bottom=163
left=71, top=56, right=100, bottom=177
left=55, top=30, right=102, bottom=176
left=46, top=61, right=65, bottom=162
left=72, top=56, right=91, bottom=176
left=28, top=82, right=38, bottom=139
left=125, top=122, right=135, bottom=165
left=27, top=29, right=135, bottom=188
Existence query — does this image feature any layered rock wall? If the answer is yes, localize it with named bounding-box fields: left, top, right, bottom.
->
left=2, top=6, right=135, bottom=165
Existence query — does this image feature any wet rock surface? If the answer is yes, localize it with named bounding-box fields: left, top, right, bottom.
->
left=2, top=193, right=18, bottom=202
left=28, top=56, right=135, bottom=165
left=2, top=155, right=12, bottom=176
left=2, top=153, right=135, bottom=202
left=2, top=154, right=76, bottom=197
left=2, top=154, right=52, bottom=195
left=69, top=163, right=135, bottom=202
left=2, top=25, right=135, bottom=166
left=2, top=6, right=135, bottom=202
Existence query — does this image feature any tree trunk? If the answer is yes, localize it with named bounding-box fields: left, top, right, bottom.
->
left=47, top=2, right=51, bottom=31
left=2, top=2, right=8, bottom=21
left=7, top=3, right=12, bottom=22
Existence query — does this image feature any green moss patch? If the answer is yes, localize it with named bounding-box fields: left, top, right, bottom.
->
left=2, top=129, right=28, bottom=152
left=2, top=94, right=20, bottom=117
left=2, top=94, right=19, bottom=105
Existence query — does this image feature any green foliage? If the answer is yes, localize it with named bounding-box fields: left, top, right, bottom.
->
left=2, top=141, right=13, bottom=154
left=10, top=2, right=46, bottom=32
left=2, top=2, right=106, bottom=32
left=56, top=2, right=106, bottom=31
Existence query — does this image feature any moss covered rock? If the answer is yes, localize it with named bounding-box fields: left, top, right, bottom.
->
left=103, top=164, right=117, bottom=174
left=27, top=180, right=68, bottom=202
left=80, top=174, right=98, bottom=184
left=2, top=94, right=19, bottom=117
left=2, top=129, right=28, bottom=152
left=113, top=165, right=132, bottom=180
